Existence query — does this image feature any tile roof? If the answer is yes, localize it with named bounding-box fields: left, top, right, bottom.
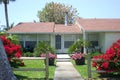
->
left=7, top=19, right=120, bottom=34
left=77, top=18, right=120, bottom=32
left=7, top=22, right=82, bottom=34
left=54, top=24, right=82, bottom=34
left=7, top=22, right=55, bottom=34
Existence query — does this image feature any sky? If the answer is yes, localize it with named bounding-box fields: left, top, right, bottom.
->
left=0, top=0, right=120, bottom=26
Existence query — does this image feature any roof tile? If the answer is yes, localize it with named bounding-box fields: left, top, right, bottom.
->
left=77, top=18, right=120, bottom=32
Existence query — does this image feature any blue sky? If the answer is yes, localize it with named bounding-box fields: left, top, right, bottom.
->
left=0, top=0, right=120, bottom=26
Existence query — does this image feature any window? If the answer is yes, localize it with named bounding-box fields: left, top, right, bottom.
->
left=64, top=41, right=74, bottom=48
left=90, top=41, right=98, bottom=47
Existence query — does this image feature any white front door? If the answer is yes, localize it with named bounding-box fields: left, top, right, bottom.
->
left=55, top=35, right=64, bottom=53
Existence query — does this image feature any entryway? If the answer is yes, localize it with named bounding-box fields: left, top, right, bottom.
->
left=55, top=35, right=64, bottom=53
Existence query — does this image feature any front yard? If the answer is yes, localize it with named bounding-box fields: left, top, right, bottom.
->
left=14, top=60, right=55, bottom=80
left=72, top=60, right=120, bottom=80
left=71, top=60, right=100, bottom=79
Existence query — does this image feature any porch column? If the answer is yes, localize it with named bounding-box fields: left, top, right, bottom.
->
left=50, top=34, right=55, bottom=48
left=23, top=34, right=26, bottom=48
left=83, top=30, right=87, bottom=54
left=36, top=34, right=38, bottom=45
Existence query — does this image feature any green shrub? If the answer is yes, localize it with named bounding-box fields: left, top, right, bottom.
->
left=22, top=52, right=33, bottom=57
left=34, top=41, right=55, bottom=57
left=68, top=38, right=90, bottom=54
left=90, top=52, right=102, bottom=58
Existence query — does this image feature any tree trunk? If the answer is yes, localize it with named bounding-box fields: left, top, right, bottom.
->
left=4, top=2, right=9, bottom=30
left=0, top=39, right=18, bottom=80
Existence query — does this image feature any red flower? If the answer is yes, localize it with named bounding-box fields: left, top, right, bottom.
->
left=92, top=62, right=97, bottom=67
left=101, top=62, right=109, bottom=69
left=15, top=51, right=22, bottom=58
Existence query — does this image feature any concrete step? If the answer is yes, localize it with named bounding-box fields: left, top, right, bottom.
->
left=56, top=58, right=71, bottom=62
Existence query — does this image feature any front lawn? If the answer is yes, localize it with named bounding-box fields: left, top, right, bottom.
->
left=72, top=60, right=100, bottom=79
left=14, top=60, right=55, bottom=80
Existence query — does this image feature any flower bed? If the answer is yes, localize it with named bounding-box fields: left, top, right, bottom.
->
left=92, top=39, right=120, bottom=73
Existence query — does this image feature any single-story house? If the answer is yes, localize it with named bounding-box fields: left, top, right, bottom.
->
left=7, top=18, right=120, bottom=53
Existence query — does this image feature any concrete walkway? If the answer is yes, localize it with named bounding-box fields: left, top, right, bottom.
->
left=54, top=54, right=84, bottom=80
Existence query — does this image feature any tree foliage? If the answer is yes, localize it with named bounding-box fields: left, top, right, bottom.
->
left=37, top=2, right=78, bottom=24
left=0, top=0, right=15, bottom=30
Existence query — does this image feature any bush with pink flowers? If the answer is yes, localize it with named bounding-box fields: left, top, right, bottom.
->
left=41, top=53, right=57, bottom=59
left=92, top=39, right=120, bottom=73
left=71, top=52, right=85, bottom=65
left=41, top=53, right=57, bottom=65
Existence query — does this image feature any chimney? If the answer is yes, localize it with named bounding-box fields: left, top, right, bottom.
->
left=64, top=12, right=68, bottom=26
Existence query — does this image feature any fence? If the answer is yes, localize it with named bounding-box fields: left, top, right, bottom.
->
left=12, top=53, right=49, bottom=80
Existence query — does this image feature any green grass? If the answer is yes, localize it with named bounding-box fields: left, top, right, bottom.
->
left=71, top=60, right=100, bottom=79
left=14, top=60, right=55, bottom=80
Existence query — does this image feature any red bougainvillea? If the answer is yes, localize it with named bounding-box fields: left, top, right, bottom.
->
left=0, top=35, right=24, bottom=67
left=92, top=39, right=120, bottom=72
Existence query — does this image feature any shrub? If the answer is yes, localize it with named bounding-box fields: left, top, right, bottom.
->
left=22, top=52, right=33, bottom=57
left=92, top=39, right=120, bottom=73
left=0, top=35, right=24, bottom=67
left=68, top=38, right=90, bottom=53
left=91, top=52, right=101, bottom=58
left=34, top=41, right=55, bottom=57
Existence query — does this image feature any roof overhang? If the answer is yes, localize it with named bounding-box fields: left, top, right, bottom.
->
left=85, top=30, right=120, bottom=33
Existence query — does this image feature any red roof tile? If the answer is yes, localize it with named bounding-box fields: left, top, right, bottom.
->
left=54, top=24, right=82, bottom=33
left=7, top=22, right=55, bottom=33
left=77, top=18, right=120, bottom=32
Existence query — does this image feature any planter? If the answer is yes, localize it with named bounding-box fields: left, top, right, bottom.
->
left=49, top=58, right=55, bottom=66
left=75, top=57, right=85, bottom=65
left=44, top=58, right=55, bottom=66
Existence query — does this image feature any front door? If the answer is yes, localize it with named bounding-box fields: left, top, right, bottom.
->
left=55, top=35, right=63, bottom=53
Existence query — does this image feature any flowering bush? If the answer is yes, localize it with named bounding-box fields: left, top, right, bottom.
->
left=41, top=53, right=57, bottom=65
left=71, top=52, right=84, bottom=60
left=71, top=52, right=85, bottom=65
left=41, top=53, right=57, bottom=59
left=0, top=35, right=24, bottom=67
left=92, top=39, right=120, bottom=73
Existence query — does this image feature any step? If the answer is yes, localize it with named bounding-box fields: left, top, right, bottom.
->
left=56, top=58, right=71, bottom=62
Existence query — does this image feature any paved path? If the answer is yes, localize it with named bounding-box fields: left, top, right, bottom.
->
left=54, top=54, right=84, bottom=80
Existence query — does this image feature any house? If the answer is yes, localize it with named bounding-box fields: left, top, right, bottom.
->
left=7, top=18, right=120, bottom=53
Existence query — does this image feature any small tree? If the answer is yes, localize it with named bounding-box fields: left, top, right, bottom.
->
left=37, top=1, right=78, bottom=24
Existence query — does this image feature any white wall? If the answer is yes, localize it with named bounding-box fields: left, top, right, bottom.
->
left=104, top=32, right=120, bottom=52
left=99, top=33, right=105, bottom=52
